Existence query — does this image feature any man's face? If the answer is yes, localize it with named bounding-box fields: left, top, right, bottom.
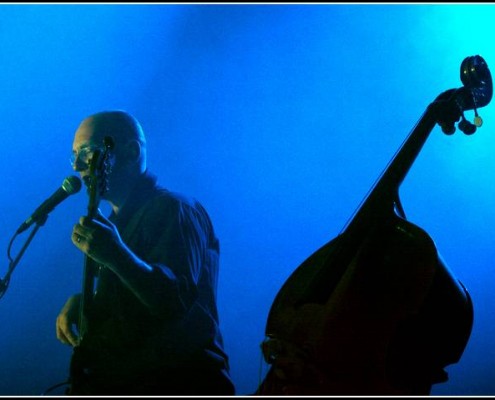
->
left=71, top=120, right=116, bottom=197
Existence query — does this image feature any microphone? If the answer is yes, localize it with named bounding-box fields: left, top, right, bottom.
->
left=16, top=175, right=82, bottom=234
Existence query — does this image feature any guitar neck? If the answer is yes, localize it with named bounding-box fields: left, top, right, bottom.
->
left=78, top=176, right=101, bottom=343
left=75, top=141, right=113, bottom=344
left=78, top=254, right=97, bottom=342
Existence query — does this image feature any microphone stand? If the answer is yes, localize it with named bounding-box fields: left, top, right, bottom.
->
left=0, top=214, right=48, bottom=299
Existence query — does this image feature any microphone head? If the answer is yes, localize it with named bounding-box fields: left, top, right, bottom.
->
left=62, top=175, right=82, bottom=195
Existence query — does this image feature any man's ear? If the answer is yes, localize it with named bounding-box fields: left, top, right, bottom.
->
left=125, top=140, right=141, bottom=163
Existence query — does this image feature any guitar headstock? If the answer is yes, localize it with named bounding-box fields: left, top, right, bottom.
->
left=86, top=136, right=114, bottom=218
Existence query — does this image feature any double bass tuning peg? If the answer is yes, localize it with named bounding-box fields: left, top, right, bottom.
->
left=457, top=109, right=483, bottom=135
left=439, top=120, right=456, bottom=135
left=458, top=115, right=477, bottom=135
left=439, top=113, right=481, bottom=136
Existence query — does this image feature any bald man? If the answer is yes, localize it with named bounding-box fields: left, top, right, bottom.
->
left=56, top=110, right=235, bottom=395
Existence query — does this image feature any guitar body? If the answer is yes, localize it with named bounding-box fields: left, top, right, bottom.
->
left=67, top=258, right=99, bottom=395
left=68, top=343, right=92, bottom=395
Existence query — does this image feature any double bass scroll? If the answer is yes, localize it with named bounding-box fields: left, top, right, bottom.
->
left=257, top=55, right=492, bottom=396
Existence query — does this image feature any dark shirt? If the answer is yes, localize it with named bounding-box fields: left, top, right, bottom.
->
left=71, top=171, right=234, bottom=395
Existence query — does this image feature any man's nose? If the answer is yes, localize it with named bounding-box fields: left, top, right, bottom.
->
left=72, top=158, right=88, bottom=172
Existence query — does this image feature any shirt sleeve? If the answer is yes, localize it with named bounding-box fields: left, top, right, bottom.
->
left=141, top=196, right=214, bottom=318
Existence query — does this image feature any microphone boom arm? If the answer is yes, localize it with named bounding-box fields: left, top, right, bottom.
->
left=0, top=215, right=47, bottom=299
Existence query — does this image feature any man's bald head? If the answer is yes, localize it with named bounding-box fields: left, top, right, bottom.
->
left=80, top=110, right=146, bottom=146
left=74, top=110, right=147, bottom=174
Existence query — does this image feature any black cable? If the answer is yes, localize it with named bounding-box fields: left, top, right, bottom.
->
left=40, top=380, right=70, bottom=396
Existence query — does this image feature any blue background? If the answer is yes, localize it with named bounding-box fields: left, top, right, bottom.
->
left=0, top=4, right=494, bottom=395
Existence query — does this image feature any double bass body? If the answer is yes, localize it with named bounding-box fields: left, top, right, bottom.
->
left=257, top=55, right=491, bottom=395
left=259, top=213, right=473, bottom=395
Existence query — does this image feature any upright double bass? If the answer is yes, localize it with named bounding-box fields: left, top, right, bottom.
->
left=256, top=55, right=492, bottom=395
